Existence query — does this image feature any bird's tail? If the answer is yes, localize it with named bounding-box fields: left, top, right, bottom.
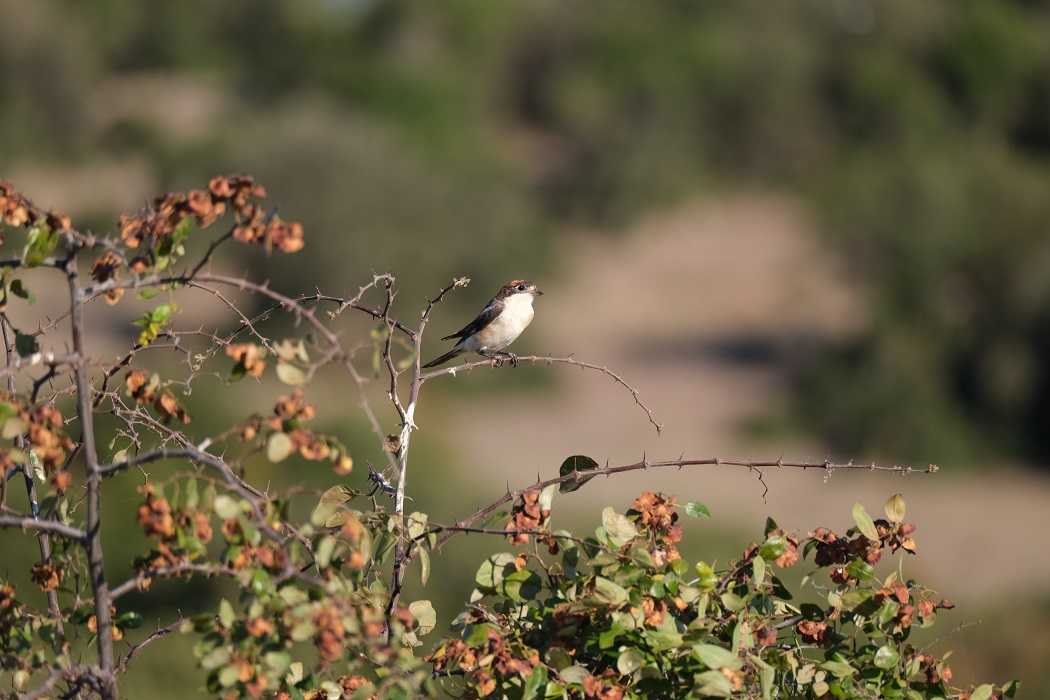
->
left=422, top=347, right=464, bottom=368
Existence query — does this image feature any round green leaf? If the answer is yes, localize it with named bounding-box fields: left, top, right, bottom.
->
left=117, top=611, right=144, bottom=629
left=476, top=553, right=517, bottom=588
left=969, top=685, right=994, bottom=700
left=759, top=534, right=787, bottom=561
left=498, top=569, right=542, bottom=602
left=558, top=455, right=599, bottom=494
left=409, top=599, right=436, bottom=635
left=885, top=493, right=906, bottom=522
left=844, top=558, right=876, bottom=581
left=617, top=647, right=646, bottom=675
left=693, top=643, right=743, bottom=671
left=217, top=664, right=240, bottom=688
left=266, top=432, right=293, bottom=462
left=590, top=576, right=628, bottom=606
left=276, top=362, right=308, bottom=386
left=559, top=665, right=591, bottom=685
left=873, top=644, right=900, bottom=670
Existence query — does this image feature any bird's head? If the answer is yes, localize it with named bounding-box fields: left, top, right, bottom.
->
left=501, top=279, right=543, bottom=299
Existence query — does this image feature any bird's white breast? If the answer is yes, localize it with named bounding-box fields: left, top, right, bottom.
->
left=467, top=294, right=535, bottom=352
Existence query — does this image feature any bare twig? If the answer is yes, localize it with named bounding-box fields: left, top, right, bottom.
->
left=115, top=615, right=186, bottom=673
left=0, top=515, right=88, bottom=541
left=421, top=353, right=662, bottom=434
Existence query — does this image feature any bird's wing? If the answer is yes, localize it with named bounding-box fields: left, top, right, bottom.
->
left=441, top=299, right=502, bottom=341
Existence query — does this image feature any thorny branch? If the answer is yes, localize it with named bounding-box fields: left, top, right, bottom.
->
left=422, top=456, right=938, bottom=558
left=383, top=276, right=468, bottom=626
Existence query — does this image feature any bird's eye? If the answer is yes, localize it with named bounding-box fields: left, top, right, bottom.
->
left=516, top=283, right=526, bottom=291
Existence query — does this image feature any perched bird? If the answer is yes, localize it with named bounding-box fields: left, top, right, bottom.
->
left=423, top=279, right=543, bottom=368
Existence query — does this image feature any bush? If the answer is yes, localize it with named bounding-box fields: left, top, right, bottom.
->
left=0, top=178, right=1011, bottom=699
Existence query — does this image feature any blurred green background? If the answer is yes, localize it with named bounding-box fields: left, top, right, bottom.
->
left=3, top=0, right=1049, bottom=695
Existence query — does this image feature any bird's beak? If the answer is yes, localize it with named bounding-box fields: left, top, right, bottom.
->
left=534, top=288, right=544, bottom=296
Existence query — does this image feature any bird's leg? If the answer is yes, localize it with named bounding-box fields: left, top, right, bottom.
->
left=480, top=351, right=504, bottom=368
left=490, top=351, right=519, bottom=367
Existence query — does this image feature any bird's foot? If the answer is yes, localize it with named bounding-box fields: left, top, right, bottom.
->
left=508, top=352, right=518, bottom=368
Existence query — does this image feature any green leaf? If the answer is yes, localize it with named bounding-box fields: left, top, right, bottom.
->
left=601, top=507, right=639, bottom=547
left=117, top=611, right=144, bottom=629
left=315, top=535, right=336, bottom=568
left=418, top=546, right=431, bottom=586
left=720, top=591, right=746, bottom=613
left=694, top=669, right=735, bottom=697
left=14, top=333, right=38, bottom=357
left=873, top=644, right=899, bottom=670
left=969, top=685, right=994, bottom=700
left=538, top=482, right=557, bottom=512
left=228, top=362, right=247, bottom=382
left=499, top=570, right=543, bottom=602
left=135, top=288, right=159, bottom=301
left=558, top=454, right=599, bottom=494
left=764, top=517, right=780, bottom=537
left=406, top=511, right=428, bottom=542
left=284, top=662, right=304, bottom=687
left=23, top=224, right=58, bottom=267
left=408, top=599, right=436, bottom=635
left=217, top=665, right=240, bottom=688
left=264, top=651, right=292, bottom=673
left=617, top=648, right=645, bottom=675
left=629, top=545, right=656, bottom=569
left=885, top=493, right=906, bottom=522
left=0, top=401, right=17, bottom=426
left=266, top=432, right=293, bottom=462
left=172, top=215, right=194, bottom=245
left=559, top=665, right=590, bottom=685
left=213, top=494, right=241, bottom=520
left=751, top=555, right=766, bottom=587
left=522, top=665, right=548, bottom=700
left=475, top=553, right=517, bottom=588
left=276, top=363, right=308, bottom=386
left=759, top=534, right=787, bottom=561
left=844, top=558, right=875, bottom=581
left=184, top=478, right=199, bottom=509
left=685, top=501, right=711, bottom=518
left=820, top=659, right=856, bottom=679
left=10, top=279, right=35, bottom=304
left=312, top=485, right=359, bottom=527
left=852, top=502, right=879, bottom=541
left=590, top=576, right=628, bottom=606
left=218, top=599, right=234, bottom=629
left=754, top=656, right=775, bottom=700
left=694, top=562, right=718, bottom=592
left=151, top=303, right=174, bottom=324
left=693, top=643, right=742, bottom=671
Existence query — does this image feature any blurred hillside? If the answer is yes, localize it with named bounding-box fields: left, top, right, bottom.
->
left=4, top=0, right=1050, bottom=466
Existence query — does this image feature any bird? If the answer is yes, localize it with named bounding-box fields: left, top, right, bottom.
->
left=423, top=279, right=543, bottom=368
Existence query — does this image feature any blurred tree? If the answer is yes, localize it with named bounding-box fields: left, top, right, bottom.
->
left=3, top=0, right=1050, bottom=465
